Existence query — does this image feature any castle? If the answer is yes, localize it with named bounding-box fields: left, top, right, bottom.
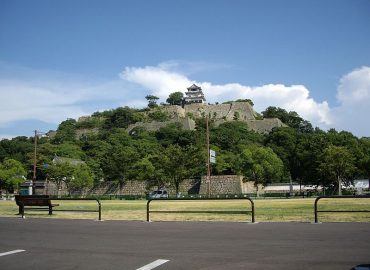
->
left=127, top=84, right=286, bottom=133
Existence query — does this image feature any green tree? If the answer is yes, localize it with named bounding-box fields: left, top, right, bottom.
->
left=265, top=127, right=299, bottom=181
left=0, top=136, right=33, bottom=164
left=103, top=107, right=144, bottom=130
left=239, top=145, right=284, bottom=194
left=211, top=121, right=263, bottom=151
left=53, top=119, right=77, bottom=143
left=0, top=159, right=27, bottom=192
left=67, top=164, right=94, bottom=193
left=294, top=130, right=329, bottom=186
left=148, top=109, right=170, bottom=122
left=262, top=106, right=313, bottom=132
left=46, top=162, right=94, bottom=195
left=162, top=145, right=204, bottom=194
left=214, top=150, right=239, bottom=175
left=45, top=162, right=74, bottom=196
left=129, top=154, right=167, bottom=189
left=155, top=123, right=196, bottom=147
left=318, top=145, right=356, bottom=195
left=166, top=91, right=184, bottom=105
left=358, top=138, right=370, bottom=189
left=145, top=95, right=159, bottom=108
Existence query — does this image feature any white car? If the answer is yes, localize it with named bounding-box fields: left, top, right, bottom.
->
left=149, top=190, right=168, bottom=199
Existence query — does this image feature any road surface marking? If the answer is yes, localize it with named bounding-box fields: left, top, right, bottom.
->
left=136, top=259, right=169, bottom=270
left=0, top=250, right=25, bottom=257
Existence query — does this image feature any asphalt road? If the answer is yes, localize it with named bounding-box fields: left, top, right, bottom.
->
left=0, top=217, right=369, bottom=270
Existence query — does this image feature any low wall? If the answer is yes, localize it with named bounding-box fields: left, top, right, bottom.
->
left=42, top=179, right=200, bottom=196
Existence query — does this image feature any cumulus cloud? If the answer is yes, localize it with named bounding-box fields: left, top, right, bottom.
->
left=1, top=61, right=369, bottom=138
left=0, top=80, right=88, bottom=127
left=0, top=63, right=146, bottom=133
left=121, top=63, right=332, bottom=128
left=331, top=66, right=370, bottom=137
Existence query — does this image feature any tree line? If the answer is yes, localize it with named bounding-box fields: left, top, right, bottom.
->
left=0, top=99, right=369, bottom=195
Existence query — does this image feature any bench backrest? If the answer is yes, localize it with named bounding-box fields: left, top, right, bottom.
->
left=15, top=195, right=51, bottom=207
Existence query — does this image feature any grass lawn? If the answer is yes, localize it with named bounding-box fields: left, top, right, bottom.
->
left=1, top=197, right=369, bottom=222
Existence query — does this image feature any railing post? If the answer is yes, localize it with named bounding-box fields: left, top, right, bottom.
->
left=21, top=201, right=25, bottom=219
left=97, top=199, right=101, bottom=221
left=147, top=200, right=152, bottom=222
left=251, top=199, right=255, bottom=223
left=314, top=197, right=321, bottom=223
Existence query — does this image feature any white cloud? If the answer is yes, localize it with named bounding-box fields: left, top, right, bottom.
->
left=121, top=65, right=194, bottom=98
left=331, top=66, right=370, bottom=137
left=1, top=61, right=369, bottom=138
left=0, top=80, right=88, bottom=126
left=0, top=63, right=147, bottom=131
left=121, top=63, right=332, bottom=128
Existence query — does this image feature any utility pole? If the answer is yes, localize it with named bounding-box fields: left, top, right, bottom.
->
left=206, top=116, right=211, bottom=197
left=31, top=130, right=46, bottom=195
left=31, top=130, right=38, bottom=195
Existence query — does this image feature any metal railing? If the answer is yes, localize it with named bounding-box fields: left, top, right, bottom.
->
left=314, top=195, right=370, bottom=223
left=147, top=197, right=255, bottom=223
left=20, top=197, right=102, bottom=221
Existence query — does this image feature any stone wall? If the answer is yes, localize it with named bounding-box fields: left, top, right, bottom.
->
left=127, top=117, right=195, bottom=133
left=245, top=118, right=286, bottom=133
left=42, top=179, right=200, bottom=196
left=129, top=102, right=284, bottom=134
left=199, top=175, right=244, bottom=194
left=183, top=102, right=256, bottom=121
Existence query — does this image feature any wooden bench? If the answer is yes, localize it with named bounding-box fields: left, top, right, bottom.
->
left=15, top=195, right=59, bottom=216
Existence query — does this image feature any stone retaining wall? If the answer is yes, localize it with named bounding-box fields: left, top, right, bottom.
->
left=199, top=175, right=244, bottom=194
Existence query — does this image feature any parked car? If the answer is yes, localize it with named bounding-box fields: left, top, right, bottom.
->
left=148, top=190, right=168, bottom=199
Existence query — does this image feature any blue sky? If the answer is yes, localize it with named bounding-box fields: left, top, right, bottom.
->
left=1, top=0, right=370, bottom=138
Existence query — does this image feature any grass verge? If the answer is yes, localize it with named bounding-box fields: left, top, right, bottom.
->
left=0, top=198, right=369, bottom=222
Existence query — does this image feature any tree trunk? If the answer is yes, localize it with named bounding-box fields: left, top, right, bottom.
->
left=56, top=182, right=61, bottom=198
left=175, top=182, right=179, bottom=195
left=338, top=175, right=342, bottom=196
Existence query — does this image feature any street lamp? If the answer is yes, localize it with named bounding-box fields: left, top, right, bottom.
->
left=31, top=130, right=46, bottom=195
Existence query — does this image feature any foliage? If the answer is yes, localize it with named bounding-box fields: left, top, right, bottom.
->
left=75, top=117, right=104, bottom=129
left=68, top=164, right=94, bottom=191
left=211, top=121, right=263, bottom=151
left=318, top=145, right=356, bottom=195
left=238, top=144, right=284, bottom=187
left=0, top=159, right=27, bottom=191
left=222, top=99, right=254, bottom=106
left=46, top=162, right=74, bottom=193
left=262, top=106, right=313, bottom=132
left=103, top=107, right=144, bottom=130
left=46, top=161, right=94, bottom=194
left=53, top=119, right=77, bottom=143
left=1, top=98, right=370, bottom=195
left=147, top=109, right=170, bottom=122
left=265, top=127, right=299, bottom=181
left=166, top=91, right=184, bottom=105
left=145, top=95, right=159, bottom=108
left=161, top=144, right=205, bottom=194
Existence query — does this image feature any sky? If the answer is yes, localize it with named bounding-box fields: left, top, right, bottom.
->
left=0, top=0, right=370, bottom=139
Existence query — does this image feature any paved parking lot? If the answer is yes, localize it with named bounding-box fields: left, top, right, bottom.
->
left=0, top=217, right=369, bottom=269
